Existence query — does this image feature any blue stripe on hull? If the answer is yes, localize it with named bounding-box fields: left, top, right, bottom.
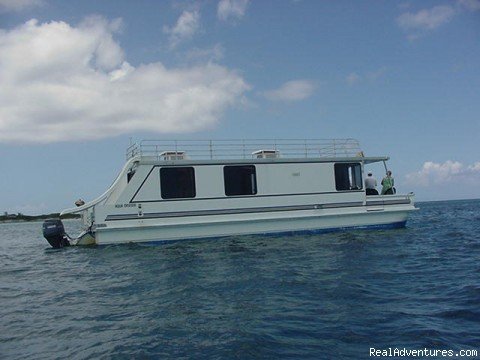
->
left=137, top=220, right=407, bottom=246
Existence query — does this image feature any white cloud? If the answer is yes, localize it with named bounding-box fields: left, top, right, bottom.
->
left=396, top=1, right=480, bottom=39
left=0, top=17, right=249, bottom=144
left=185, top=43, right=225, bottom=62
left=458, top=0, right=480, bottom=11
left=0, top=0, right=42, bottom=12
left=468, top=162, right=480, bottom=171
left=367, top=66, right=387, bottom=81
left=405, top=161, right=480, bottom=186
left=163, top=10, right=200, bottom=47
left=397, top=5, right=456, bottom=31
left=346, top=67, right=386, bottom=86
left=217, top=0, right=249, bottom=21
left=346, top=72, right=360, bottom=86
left=263, top=80, right=315, bottom=102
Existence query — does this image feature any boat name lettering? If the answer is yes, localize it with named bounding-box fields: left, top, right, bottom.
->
left=115, top=204, right=137, bottom=208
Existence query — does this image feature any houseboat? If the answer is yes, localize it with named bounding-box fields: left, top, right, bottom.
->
left=42, top=139, right=417, bottom=248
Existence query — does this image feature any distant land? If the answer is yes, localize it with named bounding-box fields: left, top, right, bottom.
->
left=1, top=212, right=81, bottom=223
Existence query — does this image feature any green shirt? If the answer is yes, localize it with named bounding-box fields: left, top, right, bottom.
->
left=381, top=176, right=394, bottom=195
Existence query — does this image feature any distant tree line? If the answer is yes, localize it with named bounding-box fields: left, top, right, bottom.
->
left=1, top=212, right=80, bottom=222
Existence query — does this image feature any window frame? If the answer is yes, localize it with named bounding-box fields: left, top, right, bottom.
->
left=160, top=166, right=196, bottom=199
left=223, top=165, right=258, bottom=197
left=334, top=162, right=363, bottom=191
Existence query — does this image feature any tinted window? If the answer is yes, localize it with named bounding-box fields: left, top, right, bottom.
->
left=127, top=170, right=135, bottom=183
left=224, top=165, right=257, bottom=196
left=160, top=167, right=196, bottom=199
left=334, top=163, right=363, bottom=191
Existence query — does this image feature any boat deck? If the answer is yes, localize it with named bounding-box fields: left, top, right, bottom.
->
left=126, top=138, right=365, bottom=160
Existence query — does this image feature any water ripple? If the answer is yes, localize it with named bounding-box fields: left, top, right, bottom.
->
left=1, top=200, right=480, bottom=359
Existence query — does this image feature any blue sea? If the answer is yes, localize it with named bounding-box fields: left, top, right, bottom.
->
left=1, top=200, right=480, bottom=359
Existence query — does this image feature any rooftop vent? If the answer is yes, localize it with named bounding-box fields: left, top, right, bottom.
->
left=160, top=151, right=187, bottom=160
left=252, top=150, right=280, bottom=159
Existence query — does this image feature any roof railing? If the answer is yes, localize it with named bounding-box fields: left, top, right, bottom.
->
left=126, top=139, right=363, bottom=160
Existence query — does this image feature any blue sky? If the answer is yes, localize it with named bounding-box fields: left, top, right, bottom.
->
left=0, top=0, right=479, bottom=214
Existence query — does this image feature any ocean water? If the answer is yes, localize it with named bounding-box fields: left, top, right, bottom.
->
left=1, top=200, right=480, bottom=359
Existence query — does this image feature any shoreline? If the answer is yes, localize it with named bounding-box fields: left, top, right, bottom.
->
left=0, top=213, right=80, bottom=223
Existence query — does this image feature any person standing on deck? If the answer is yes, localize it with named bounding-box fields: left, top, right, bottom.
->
left=381, top=170, right=395, bottom=195
left=365, top=172, right=378, bottom=195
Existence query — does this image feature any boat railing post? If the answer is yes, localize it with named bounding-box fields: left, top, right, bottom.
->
left=209, top=140, right=213, bottom=159
left=304, top=140, right=307, bottom=158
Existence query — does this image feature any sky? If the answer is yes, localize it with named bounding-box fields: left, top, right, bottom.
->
left=0, top=0, right=479, bottom=214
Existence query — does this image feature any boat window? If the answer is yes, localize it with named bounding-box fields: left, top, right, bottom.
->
left=334, top=163, right=363, bottom=191
left=127, top=170, right=135, bottom=183
left=224, top=165, right=257, bottom=196
left=127, top=162, right=139, bottom=183
left=160, top=167, right=196, bottom=199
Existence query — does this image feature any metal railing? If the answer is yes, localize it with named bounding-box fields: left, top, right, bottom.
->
left=126, top=139, right=363, bottom=160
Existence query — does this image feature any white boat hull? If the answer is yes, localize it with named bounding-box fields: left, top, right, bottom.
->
left=94, top=204, right=414, bottom=245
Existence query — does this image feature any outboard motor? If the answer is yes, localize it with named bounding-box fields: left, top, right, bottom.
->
left=42, top=219, right=70, bottom=248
